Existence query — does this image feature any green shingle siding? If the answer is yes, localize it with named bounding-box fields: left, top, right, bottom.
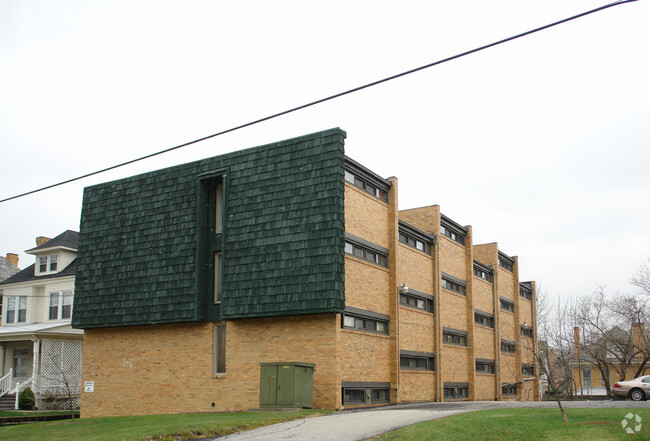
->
left=73, top=128, right=346, bottom=328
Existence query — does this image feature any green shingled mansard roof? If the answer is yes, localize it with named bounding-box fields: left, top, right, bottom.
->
left=73, top=128, right=346, bottom=328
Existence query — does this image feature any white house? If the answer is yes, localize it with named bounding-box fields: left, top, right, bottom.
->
left=0, top=231, right=83, bottom=409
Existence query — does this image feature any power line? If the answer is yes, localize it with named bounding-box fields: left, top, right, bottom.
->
left=0, top=0, right=637, bottom=204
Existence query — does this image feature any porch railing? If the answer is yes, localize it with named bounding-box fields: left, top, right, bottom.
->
left=0, top=369, right=13, bottom=398
left=13, top=377, right=33, bottom=410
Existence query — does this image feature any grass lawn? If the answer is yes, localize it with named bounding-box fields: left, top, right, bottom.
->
left=0, top=409, right=330, bottom=441
left=375, top=408, right=650, bottom=441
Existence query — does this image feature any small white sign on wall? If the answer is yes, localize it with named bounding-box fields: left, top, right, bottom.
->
left=84, top=381, right=94, bottom=393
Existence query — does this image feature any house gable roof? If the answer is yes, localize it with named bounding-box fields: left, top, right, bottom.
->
left=0, top=256, right=20, bottom=282
left=0, top=259, right=77, bottom=286
left=25, top=230, right=79, bottom=254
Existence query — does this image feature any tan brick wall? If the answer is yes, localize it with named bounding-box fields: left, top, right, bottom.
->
left=440, top=291, right=468, bottom=331
left=472, top=278, right=494, bottom=316
left=399, top=307, right=435, bottom=354
left=80, top=314, right=341, bottom=417
left=399, top=371, right=436, bottom=402
left=475, top=375, right=497, bottom=400
left=473, top=243, right=498, bottom=267
left=345, top=184, right=390, bottom=248
left=340, top=330, right=391, bottom=382
left=345, top=257, right=390, bottom=314
left=396, top=244, right=434, bottom=293
left=439, top=239, right=466, bottom=280
left=473, top=327, right=496, bottom=360
left=398, top=206, right=440, bottom=235
left=440, top=345, right=469, bottom=382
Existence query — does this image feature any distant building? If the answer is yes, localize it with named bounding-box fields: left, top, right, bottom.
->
left=73, top=129, right=538, bottom=417
left=0, top=231, right=83, bottom=409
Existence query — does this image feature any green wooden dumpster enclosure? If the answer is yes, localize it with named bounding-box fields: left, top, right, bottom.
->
left=260, top=362, right=315, bottom=408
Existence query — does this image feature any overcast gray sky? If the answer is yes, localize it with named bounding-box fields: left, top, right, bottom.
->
left=1, top=0, right=648, bottom=300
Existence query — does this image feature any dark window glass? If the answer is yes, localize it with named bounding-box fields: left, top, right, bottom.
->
left=441, top=225, right=465, bottom=245
left=345, top=241, right=388, bottom=268
left=501, top=341, right=516, bottom=353
left=499, top=257, right=513, bottom=272
left=476, top=361, right=495, bottom=374
left=372, top=389, right=389, bottom=402
left=39, top=256, right=47, bottom=272
left=345, top=170, right=388, bottom=202
left=61, top=291, right=72, bottom=319
left=442, top=278, right=466, bottom=295
left=342, top=313, right=389, bottom=335
left=399, top=293, right=433, bottom=313
left=17, top=297, right=26, bottom=322
left=522, top=365, right=535, bottom=376
left=521, top=326, right=533, bottom=338
left=500, top=298, right=514, bottom=313
left=49, top=292, right=59, bottom=320
left=50, top=254, right=58, bottom=271
left=443, top=331, right=467, bottom=347
left=473, top=266, right=491, bottom=282
left=502, top=384, right=517, bottom=396
left=520, top=288, right=532, bottom=301
left=400, top=356, right=434, bottom=370
left=474, top=312, right=494, bottom=328
left=215, top=324, right=226, bottom=374
left=343, top=388, right=365, bottom=404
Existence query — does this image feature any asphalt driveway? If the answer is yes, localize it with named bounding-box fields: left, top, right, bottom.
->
left=202, top=400, right=649, bottom=441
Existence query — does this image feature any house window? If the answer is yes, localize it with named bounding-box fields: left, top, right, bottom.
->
left=61, top=291, right=72, bottom=319
left=39, top=256, right=47, bottom=272
left=473, top=265, right=491, bottom=282
left=476, top=359, right=495, bottom=374
left=521, top=325, right=533, bottom=339
left=444, top=383, right=469, bottom=400
left=398, top=232, right=429, bottom=254
left=345, top=241, right=388, bottom=268
left=522, top=364, right=535, bottom=376
left=443, top=328, right=468, bottom=347
left=400, top=351, right=435, bottom=371
left=582, top=367, right=592, bottom=387
left=342, top=313, right=388, bottom=334
left=214, top=252, right=223, bottom=303
left=214, top=324, right=226, bottom=374
left=440, top=224, right=465, bottom=245
left=501, top=340, right=516, bottom=354
left=442, top=276, right=466, bottom=295
left=499, top=256, right=513, bottom=272
left=49, top=293, right=59, bottom=320
left=499, top=297, right=514, bottom=313
left=399, top=292, right=433, bottom=313
left=520, top=287, right=532, bottom=301
left=341, top=382, right=390, bottom=405
left=6, top=296, right=26, bottom=324
left=474, top=310, right=494, bottom=328
left=344, top=170, right=388, bottom=202
left=215, top=182, right=224, bottom=234
left=13, top=349, right=29, bottom=378
left=502, top=383, right=517, bottom=396
left=50, top=254, right=58, bottom=271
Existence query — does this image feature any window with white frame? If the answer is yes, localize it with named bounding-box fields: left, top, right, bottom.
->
left=50, top=254, right=58, bottom=271
left=6, top=296, right=26, bottom=323
left=13, top=348, right=29, bottom=377
left=39, top=256, right=48, bottom=273
left=49, top=291, right=72, bottom=320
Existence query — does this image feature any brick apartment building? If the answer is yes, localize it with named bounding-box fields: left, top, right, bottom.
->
left=73, top=128, right=538, bottom=417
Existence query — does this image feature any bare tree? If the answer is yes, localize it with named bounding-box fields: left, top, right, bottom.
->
left=631, top=258, right=650, bottom=296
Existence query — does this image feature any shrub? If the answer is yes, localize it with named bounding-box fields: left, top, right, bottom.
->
left=19, top=387, right=36, bottom=410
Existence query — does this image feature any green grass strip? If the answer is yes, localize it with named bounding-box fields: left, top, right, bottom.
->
left=0, top=409, right=330, bottom=441
left=375, top=408, right=650, bottom=441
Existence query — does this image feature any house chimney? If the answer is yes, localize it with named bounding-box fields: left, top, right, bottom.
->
left=574, top=326, right=581, bottom=357
left=36, top=236, right=51, bottom=247
left=632, top=322, right=645, bottom=353
left=5, top=253, right=19, bottom=267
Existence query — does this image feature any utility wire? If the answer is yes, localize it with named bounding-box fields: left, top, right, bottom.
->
left=0, top=0, right=637, bottom=204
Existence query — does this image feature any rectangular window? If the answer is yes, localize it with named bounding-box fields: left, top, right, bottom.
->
left=49, top=292, right=59, bottom=320
left=50, top=254, right=58, bottom=271
left=399, top=293, right=433, bottom=313
left=342, top=308, right=389, bottom=335
left=398, top=232, right=429, bottom=254
left=443, top=329, right=468, bottom=347
left=473, top=265, right=491, bottom=282
left=6, top=296, right=15, bottom=324
left=61, top=291, right=72, bottom=319
left=583, top=367, right=592, bottom=387
left=476, top=360, right=495, bottom=374
left=214, top=324, right=226, bottom=374
left=344, top=170, right=388, bottom=202
left=474, top=311, right=494, bottom=328
left=522, top=364, right=535, bottom=376
left=499, top=297, right=514, bottom=313
left=345, top=241, right=388, bottom=267
left=442, top=276, right=466, bottom=295
left=215, top=182, right=224, bottom=234
left=371, top=389, right=389, bottom=403
left=400, top=352, right=435, bottom=371
left=499, top=256, right=513, bottom=272
left=341, top=384, right=390, bottom=405
left=39, top=256, right=47, bottom=272
left=501, top=340, right=516, bottom=354
left=502, top=383, right=517, bottom=396
left=214, top=252, right=223, bottom=303
left=520, top=287, right=532, bottom=301
left=343, top=388, right=365, bottom=404
left=520, top=325, right=533, bottom=339
left=444, top=383, right=469, bottom=400
left=440, top=225, right=465, bottom=245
